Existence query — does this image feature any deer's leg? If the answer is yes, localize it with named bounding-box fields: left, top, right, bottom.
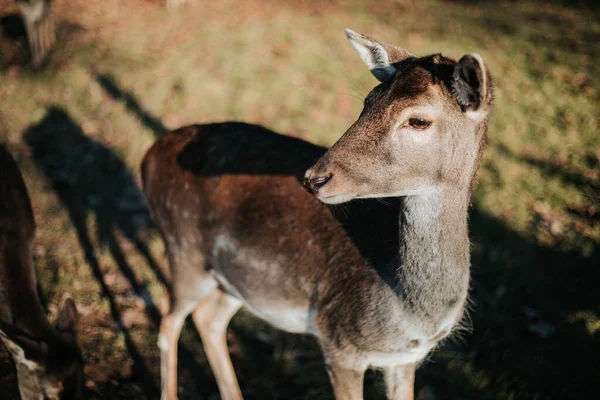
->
left=384, top=364, right=416, bottom=400
left=159, top=239, right=218, bottom=399
left=159, top=300, right=195, bottom=400
left=324, top=358, right=365, bottom=400
left=191, top=290, right=243, bottom=400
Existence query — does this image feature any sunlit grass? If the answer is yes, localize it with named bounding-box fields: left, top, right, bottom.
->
left=0, top=0, right=598, bottom=398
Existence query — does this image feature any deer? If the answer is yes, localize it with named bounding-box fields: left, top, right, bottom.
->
left=142, top=28, right=493, bottom=400
left=0, top=144, right=84, bottom=400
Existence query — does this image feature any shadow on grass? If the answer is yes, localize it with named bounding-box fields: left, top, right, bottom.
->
left=492, top=141, right=600, bottom=194
left=0, top=13, right=28, bottom=67
left=420, top=205, right=600, bottom=399
left=441, top=0, right=600, bottom=10
left=93, top=72, right=168, bottom=137
left=21, top=107, right=200, bottom=399
left=15, top=110, right=600, bottom=399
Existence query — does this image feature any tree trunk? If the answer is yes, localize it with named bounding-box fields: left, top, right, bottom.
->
left=17, top=0, right=55, bottom=68
left=166, top=0, right=190, bottom=8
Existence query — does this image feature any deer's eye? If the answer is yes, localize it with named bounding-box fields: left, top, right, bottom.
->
left=408, top=118, right=432, bottom=130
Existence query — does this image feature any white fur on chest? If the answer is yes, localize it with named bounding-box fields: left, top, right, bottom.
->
left=247, top=305, right=312, bottom=334
left=360, top=344, right=434, bottom=369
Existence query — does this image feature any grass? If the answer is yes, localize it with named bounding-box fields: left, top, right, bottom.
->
left=0, top=0, right=598, bottom=398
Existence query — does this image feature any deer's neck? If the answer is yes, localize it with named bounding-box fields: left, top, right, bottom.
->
left=0, top=244, right=54, bottom=337
left=396, top=187, right=470, bottom=316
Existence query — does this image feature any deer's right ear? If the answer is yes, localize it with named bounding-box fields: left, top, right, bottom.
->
left=344, top=29, right=412, bottom=83
left=453, top=53, right=493, bottom=121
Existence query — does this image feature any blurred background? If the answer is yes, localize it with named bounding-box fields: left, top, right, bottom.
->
left=0, top=0, right=598, bottom=399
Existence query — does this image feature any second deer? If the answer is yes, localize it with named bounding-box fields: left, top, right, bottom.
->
left=142, top=29, right=493, bottom=400
left=0, top=144, right=84, bottom=400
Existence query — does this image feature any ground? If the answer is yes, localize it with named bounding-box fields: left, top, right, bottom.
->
left=0, top=0, right=598, bottom=399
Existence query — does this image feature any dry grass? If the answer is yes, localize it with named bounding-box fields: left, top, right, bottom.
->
left=0, top=0, right=598, bottom=399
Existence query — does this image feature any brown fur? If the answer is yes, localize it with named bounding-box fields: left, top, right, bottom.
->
left=144, top=30, right=493, bottom=400
left=0, top=144, right=83, bottom=400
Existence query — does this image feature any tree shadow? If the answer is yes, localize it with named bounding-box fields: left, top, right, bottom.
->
left=440, top=0, right=600, bottom=9
left=0, top=13, right=28, bottom=67
left=419, top=204, right=600, bottom=399
left=492, top=141, right=600, bottom=194
left=22, top=107, right=201, bottom=399
left=93, top=72, right=168, bottom=137
left=0, top=14, right=26, bottom=40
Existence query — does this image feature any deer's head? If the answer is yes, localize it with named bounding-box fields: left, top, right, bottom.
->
left=1, top=294, right=84, bottom=400
left=304, top=29, right=493, bottom=204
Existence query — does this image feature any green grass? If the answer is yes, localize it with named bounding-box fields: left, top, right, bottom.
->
left=0, top=0, right=598, bottom=399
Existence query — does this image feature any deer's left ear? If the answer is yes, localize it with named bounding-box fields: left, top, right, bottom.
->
left=344, top=28, right=413, bottom=83
left=453, top=53, right=493, bottom=121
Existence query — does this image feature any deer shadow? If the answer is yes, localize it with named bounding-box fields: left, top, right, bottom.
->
left=22, top=107, right=210, bottom=399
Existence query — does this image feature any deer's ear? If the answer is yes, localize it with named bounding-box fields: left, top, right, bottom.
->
left=453, top=53, right=493, bottom=121
left=344, top=29, right=412, bottom=83
left=54, top=293, right=79, bottom=340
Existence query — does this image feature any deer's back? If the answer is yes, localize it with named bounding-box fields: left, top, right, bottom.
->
left=142, top=123, right=404, bottom=341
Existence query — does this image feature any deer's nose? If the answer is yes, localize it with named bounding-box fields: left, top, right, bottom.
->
left=303, top=171, right=332, bottom=194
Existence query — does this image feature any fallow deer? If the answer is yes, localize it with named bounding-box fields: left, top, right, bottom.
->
left=142, top=29, right=493, bottom=400
left=0, top=144, right=84, bottom=400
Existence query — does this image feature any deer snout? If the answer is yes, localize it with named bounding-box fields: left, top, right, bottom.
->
left=303, top=169, right=332, bottom=195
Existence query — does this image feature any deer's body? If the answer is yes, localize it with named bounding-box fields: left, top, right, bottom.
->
left=144, top=123, right=466, bottom=361
left=0, top=144, right=83, bottom=400
left=144, top=30, right=492, bottom=400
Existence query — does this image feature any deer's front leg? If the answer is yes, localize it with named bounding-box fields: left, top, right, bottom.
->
left=384, top=364, right=416, bottom=400
left=324, top=358, right=365, bottom=400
